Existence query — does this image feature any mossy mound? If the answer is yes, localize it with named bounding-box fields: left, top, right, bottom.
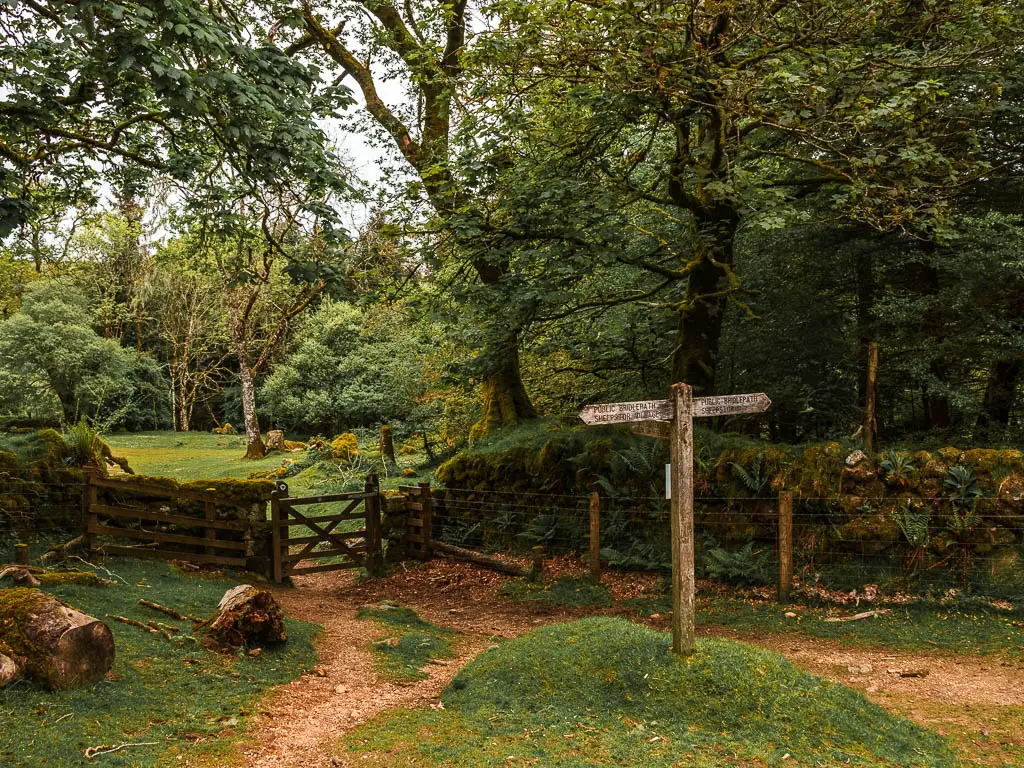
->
left=331, top=433, right=359, bottom=462
left=441, top=617, right=955, bottom=766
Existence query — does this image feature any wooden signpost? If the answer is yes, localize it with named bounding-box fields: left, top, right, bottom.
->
left=581, top=383, right=771, bottom=655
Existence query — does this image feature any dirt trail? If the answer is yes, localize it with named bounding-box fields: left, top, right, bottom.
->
left=238, top=562, right=1024, bottom=768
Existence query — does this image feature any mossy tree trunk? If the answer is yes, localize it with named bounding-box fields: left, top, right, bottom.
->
left=0, top=588, right=114, bottom=689
left=670, top=211, right=740, bottom=396
left=470, top=342, right=537, bottom=440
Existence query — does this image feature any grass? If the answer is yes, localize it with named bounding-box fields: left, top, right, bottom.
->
left=617, top=581, right=1024, bottom=657
left=0, top=554, right=318, bottom=767
left=339, top=616, right=957, bottom=767
left=502, top=576, right=613, bottom=608
left=356, top=604, right=456, bottom=682
left=696, top=594, right=1024, bottom=658
left=104, top=430, right=432, bottom=495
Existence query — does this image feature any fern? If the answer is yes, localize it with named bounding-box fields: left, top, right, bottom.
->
left=891, top=503, right=930, bottom=548
left=704, top=541, right=770, bottom=586
left=729, top=453, right=770, bottom=497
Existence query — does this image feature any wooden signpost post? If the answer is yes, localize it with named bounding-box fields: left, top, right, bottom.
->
left=580, top=383, right=771, bottom=655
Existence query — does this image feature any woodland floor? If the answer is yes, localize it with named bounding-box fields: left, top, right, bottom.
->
left=188, top=558, right=1024, bottom=768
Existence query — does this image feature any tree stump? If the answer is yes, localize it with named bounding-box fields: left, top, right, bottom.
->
left=205, top=585, right=287, bottom=648
left=0, top=588, right=115, bottom=689
left=264, top=430, right=286, bottom=451
left=379, top=425, right=396, bottom=464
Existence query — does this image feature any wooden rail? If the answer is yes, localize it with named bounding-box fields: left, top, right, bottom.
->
left=84, top=475, right=257, bottom=569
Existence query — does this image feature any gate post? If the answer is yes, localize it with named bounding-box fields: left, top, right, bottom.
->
left=364, top=473, right=385, bottom=577
left=271, top=483, right=285, bottom=583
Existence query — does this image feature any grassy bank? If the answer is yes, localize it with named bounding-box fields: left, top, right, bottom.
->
left=0, top=556, right=318, bottom=767
left=339, top=616, right=956, bottom=766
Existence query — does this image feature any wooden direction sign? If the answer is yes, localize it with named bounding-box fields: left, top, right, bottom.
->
left=578, top=399, right=672, bottom=425
left=694, top=393, right=771, bottom=418
left=580, top=385, right=771, bottom=656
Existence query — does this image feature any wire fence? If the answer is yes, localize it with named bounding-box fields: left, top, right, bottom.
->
left=3, top=468, right=1022, bottom=603
left=431, top=486, right=1024, bottom=602
left=0, top=470, right=86, bottom=546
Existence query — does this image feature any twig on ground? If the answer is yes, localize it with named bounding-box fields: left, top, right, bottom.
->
left=66, top=556, right=132, bottom=586
left=84, top=742, right=159, bottom=759
left=822, top=609, right=891, bottom=623
left=106, top=614, right=162, bottom=636
left=138, top=599, right=197, bottom=622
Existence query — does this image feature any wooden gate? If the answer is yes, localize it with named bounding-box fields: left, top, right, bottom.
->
left=270, top=476, right=383, bottom=581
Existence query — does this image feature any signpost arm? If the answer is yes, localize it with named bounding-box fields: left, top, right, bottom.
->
left=670, top=382, right=695, bottom=655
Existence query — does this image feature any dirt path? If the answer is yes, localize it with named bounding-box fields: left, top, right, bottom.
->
left=237, top=562, right=1024, bottom=768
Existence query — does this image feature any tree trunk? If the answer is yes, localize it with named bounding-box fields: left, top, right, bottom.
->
left=855, top=247, right=877, bottom=406
left=0, top=588, right=115, bottom=689
left=671, top=213, right=739, bottom=395
left=232, top=328, right=264, bottom=459
left=977, top=359, right=1021, bottom=432
left=470, top=341, right=537, bottom=439
left=204, top=585, right=286, bottom=648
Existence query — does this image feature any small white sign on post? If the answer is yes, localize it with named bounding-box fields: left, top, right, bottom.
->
left=580, top=386, right=771, bottom=656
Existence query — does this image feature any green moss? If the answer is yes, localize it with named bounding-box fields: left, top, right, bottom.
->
left=35, top=572, right=110, bottom=587
left=502, top=576, right=613, bottom=607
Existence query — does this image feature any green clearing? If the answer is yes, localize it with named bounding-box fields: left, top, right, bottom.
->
left=103, top=430, right=432, bottom=495
left=357, top=604, right=456, bottom=682
left=339, top=616, right=956, bottom=767
left=0, top=555, right=318, bottom=767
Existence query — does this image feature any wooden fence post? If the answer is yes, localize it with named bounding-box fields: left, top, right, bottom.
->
left=778, top=491, right=794, bottom=602
left=83, top=473, right=98, bottom=557
left=530, top=545, right=545, bottom=583
left=364, top=473, right=384, bottom=577
left=589, top=491, right=601, bottom=583
left=419, top=482, right=433, bottom=558
left=270, top=487, right=284, bottom=583
left=203, top=500, right=216, bottom=557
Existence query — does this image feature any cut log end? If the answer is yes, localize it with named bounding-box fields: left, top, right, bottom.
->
left=53, top=620, right=115, bottom=689
left=0, top=652, right=19, bottom=688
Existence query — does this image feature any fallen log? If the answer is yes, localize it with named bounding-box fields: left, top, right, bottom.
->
left=0, top=588, right=114, bottom=689
left=430, top=540, right=528, bottom=577
left=40, top=535, right=89, bottom=566
left=205, top=585, right=287, bottom=648
left=0, top=566, right=40, bottom=587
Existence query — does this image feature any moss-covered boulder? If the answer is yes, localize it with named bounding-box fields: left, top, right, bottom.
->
left=331, top=432, right=359, bottom=463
